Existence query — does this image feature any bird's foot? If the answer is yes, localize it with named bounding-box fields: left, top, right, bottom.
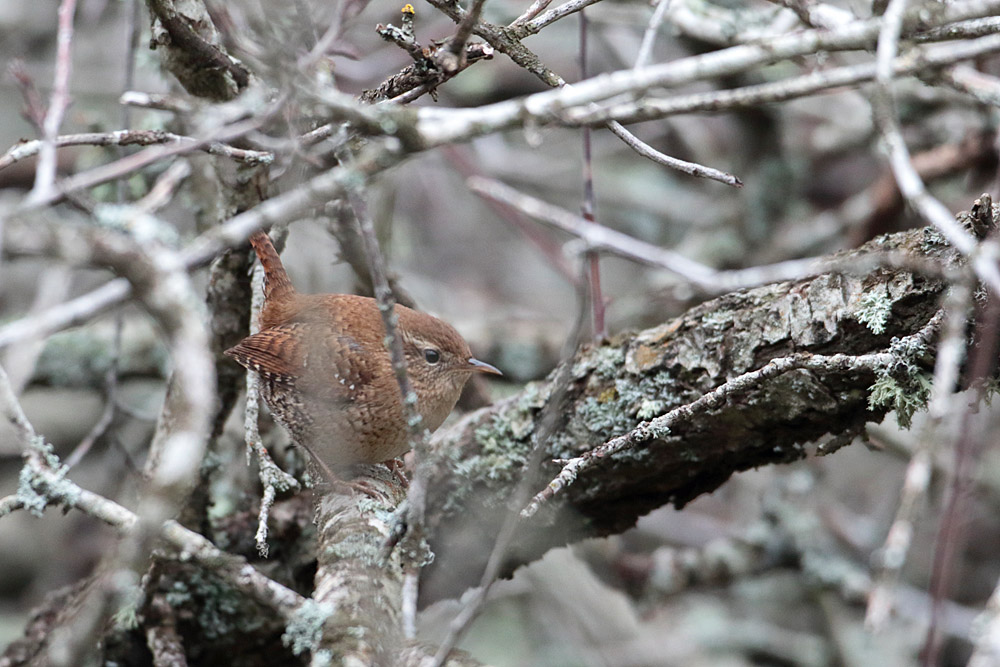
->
left=382, top=458, right=409, bottom=487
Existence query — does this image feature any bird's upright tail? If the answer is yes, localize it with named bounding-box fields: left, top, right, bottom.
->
left=249, top=231, right=296, bottom=329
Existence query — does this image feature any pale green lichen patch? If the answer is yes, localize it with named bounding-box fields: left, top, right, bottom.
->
left=326, top=533, right=383, bottom=567
left=637, top=399, right=664, bottom=420
left=282, top=599, right=335, bottom=656
left=855, top=289, right=893, bottom=334
left=868, top=373, right=931, bottom=429
left=17, top=439, right=77, bottom=517
left=572, top=344, right=625, bottom=380
left=458, top=412, right=530, bottom=485
left=111, top=583, right=143, bottom=630
left=575, top=395, right=635, bottom=437
left=921, top=226, right=948, bottom=250
left=556, top=369, right=680, bottom=460
left=17, top=464, right=49, bottom=517
left=354, top=496, right=397, bottom=527
left=165, top=570, right=266, bottom=640
left=867, top=335, right=932, bottom=428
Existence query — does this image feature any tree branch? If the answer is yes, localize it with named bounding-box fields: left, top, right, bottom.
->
left=416, top=223, right=969, bottom=603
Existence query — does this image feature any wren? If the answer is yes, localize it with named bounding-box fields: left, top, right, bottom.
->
left=225, top=231, right=501, bottom=480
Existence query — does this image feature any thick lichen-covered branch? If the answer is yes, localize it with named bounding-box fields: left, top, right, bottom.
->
left=417, top=225, right=967, bottom=603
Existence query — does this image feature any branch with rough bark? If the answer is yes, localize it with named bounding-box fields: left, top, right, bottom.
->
left=415, top=224, right=966, bottom=603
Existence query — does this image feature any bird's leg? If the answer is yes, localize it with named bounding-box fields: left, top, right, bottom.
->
left=383, top=457, right=409, bottom=487
left=305, top=448, right=383, bottom=498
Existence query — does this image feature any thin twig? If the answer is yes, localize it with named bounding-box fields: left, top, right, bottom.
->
left=607, top=121, right=743, bottom=186
left=64, top=316, right=123, bottom=469
left=28, top=0, right=79, bottom=204
left=0, top=130, right=272, bottom=172
left=135, top=160, right=193, bottom=213
left=635, top=0, right=673, bottom=68
left=445, top=0, right=488, bottom=63
left=336, top=147, right=430, bottom=639
left=244, top=258, right=301, bottom=557
left=430, top=287, right=586, bottom=667
left=865, top=290, right=970, bottom=635
left=511, top=0, right=555, bottom=27
left=511, top=0, right=605, bottom=37
left=569, top=33, right=1000, bottom=126
left=467, top=175, right=717, bottom=286
left=522, top=348, right=902, bottom=517
left=925, top=288, right=999, bottom=661
left=578, top=9, right=606, bottom=340
left=871, top=0, right=1000, bottom=295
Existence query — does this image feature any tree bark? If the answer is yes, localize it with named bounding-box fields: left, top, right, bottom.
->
left=417, top=225, right=962, bottom=603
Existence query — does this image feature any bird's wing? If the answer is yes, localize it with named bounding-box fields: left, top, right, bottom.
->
left=225, top=323, right=376, bottom=402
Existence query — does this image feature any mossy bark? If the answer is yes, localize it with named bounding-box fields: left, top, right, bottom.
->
left=418, top=226, right=963, bottom=602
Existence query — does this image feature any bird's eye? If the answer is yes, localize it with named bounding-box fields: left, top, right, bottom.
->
left=423, top=348, right=441, bottom=364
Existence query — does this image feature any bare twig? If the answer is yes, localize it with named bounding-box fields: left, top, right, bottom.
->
left=0, top=361, right=38, bottom=444
left=417, top=0, right=1000, bottom=144
left=522, top=349, right=902, bottom=517
left=430, top=284, right=586, bottom=667
left=634, top=0, right=673, bottom=69
left=0, top=130, right=272, bottom=172
left=570, top=33, right=1000, bottom=126
left=865, top=288, right=970, bottom=635
left=467, top=176, right=717, bottom=286
left=925, top=287, right=1000, bottom=662
left=9, top=60, right=47, bottom=128
left=443, top=0, right=488, bottom=68
left=0, top=280, right=131, bottom=351
left=28, top=0, right=79, bottom=204
left=135, top=160, right=193, bottom=213
left=607, top=121, right=742, bottom=186
left=511, top=0, right=555, bottom=27
left=871, top=0, right=1000, bottom=295
left=64, top=316, right=123, bottom=469
left=511, top=0, right=605, bottom=37
left=119, top=91, right=194, bottom=113
left=244, top=257, right=300, bottom=557
left=940, top=64, right=1000, bottom=106
left=578, top=10, right=606, bottom=341
left=335, top=147, right=430, bottom=639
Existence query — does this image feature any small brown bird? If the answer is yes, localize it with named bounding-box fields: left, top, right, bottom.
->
left=225, top=231, right=501, bottom=481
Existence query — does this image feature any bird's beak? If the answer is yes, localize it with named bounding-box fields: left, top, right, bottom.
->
left=467, top=357, right=502, bottom=376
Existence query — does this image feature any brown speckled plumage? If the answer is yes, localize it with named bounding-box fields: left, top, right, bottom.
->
left=225, top=231, right=500, bottom=472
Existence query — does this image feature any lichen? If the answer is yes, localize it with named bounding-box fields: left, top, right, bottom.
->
left=17, top=464, right=49, bottom=517
left=457, top=412, right=530, bottom=484
left=637, top=399, right=664, bottom=420
left=325, top=533, right=382, bottom=567
left=555, top=368, right=679, bottom=461
left=282, top=599, right=335, bottom=657
left=921, top=226, right=948, bottom=251
left=16, top=439, right=77, bottom=516
left=867, top=335, right=932, bottom=428
left=164, top=570, right=265, bottom=640
left=868, top=374, right=931, bottom=428
left=111, top=583, right=143, bottom=630
left=855, top=289, right=893, bottom=335
left=572, top=344, right=625, bottom=380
